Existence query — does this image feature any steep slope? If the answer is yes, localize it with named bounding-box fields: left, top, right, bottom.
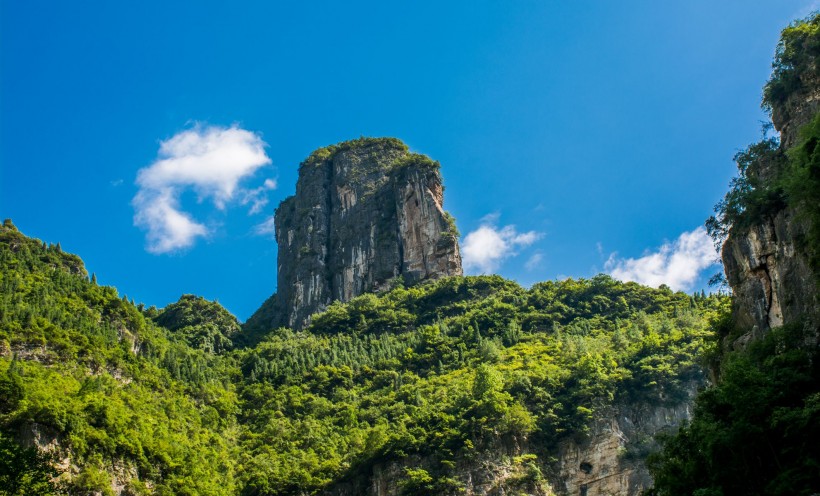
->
left=236, top=276, right=723, bottom=496
left=0, top=221, right=723, bottom=495
left=248, top=137, right=462, bottom=331
left=650, top=14, right=820, bottom=495
left=0, top=220, right=238, bottom=495
left=718, top=14, right=820, bottom=342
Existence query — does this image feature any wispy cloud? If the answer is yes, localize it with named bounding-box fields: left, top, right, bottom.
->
left=133, top=124, right=273, bottom=254
left=242, top=178, right=278, bottom=215
left=254, top=216, right=277, bottom=238
left=524, top=252, right=544, bottom=271
left=462, top=214, right=541, bottom=274
left=605, top=227, right=718, bottom=291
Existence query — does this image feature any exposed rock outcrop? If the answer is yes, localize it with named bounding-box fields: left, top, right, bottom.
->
left=770, top=69, right=820, bottom=149
left=554, top=384, right=700, bottom=496
left=721, top=48, right=820, bottom=345
left=324, top=440, right=552, bottom=496
left=722, top=209, right=816, bottom=342
left=320, top=388, right=701, bottom=496
left=253, top=138, right=462, bottom=330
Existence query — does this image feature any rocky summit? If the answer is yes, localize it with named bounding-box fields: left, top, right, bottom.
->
left=254, top=137, right=462, bottom=330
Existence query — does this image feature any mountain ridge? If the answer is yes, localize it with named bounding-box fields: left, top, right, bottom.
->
left=0, top=219, right=721, bottom=495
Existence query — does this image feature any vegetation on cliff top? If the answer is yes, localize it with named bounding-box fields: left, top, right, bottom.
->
left=0, top=221, right=724, bottom=495
left=707, top=97, right=820, bottom=279
left=763, top=12, right=820, bottom=114
left=300, top=137, right=409, bottom=169
left=709, top=13, right=820, bottom=255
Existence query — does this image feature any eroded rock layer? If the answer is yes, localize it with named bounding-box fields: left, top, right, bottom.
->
left=722, top=57, right=820, bottom=344
left=270, top=138, right=462, bottom=329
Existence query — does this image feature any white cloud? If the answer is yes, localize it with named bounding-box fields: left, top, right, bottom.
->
left=133, top=124, right=272, bottom=254
left=254, top=216, right=277, bottom=238
left=242, top=178, right=278, bottom=215
left=133, top=188, right=208, bottom=254
left=605, top=227, right=718, bottom=291
left=462, top=216, right=541, bottom=274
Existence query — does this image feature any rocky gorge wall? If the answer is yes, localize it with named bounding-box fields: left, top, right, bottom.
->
left=552, top=384, right=700, bottom=496
left=721, top=47, right=820, bottom=347
left=320, top=387, right=701, bottom=496
left=721, top=208, right=816, bottom=345
left=256, top=138, right=462, bottom=330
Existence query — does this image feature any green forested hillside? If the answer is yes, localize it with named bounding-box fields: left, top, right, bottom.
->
left=0, top=219, right=726, bottom=495
left=0, top=220, right=238, bottom=495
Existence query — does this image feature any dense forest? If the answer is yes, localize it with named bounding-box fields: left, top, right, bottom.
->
left=0, top=219, right=725, bottom=495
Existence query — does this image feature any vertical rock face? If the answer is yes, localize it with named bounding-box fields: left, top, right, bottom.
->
left=319, top=388, right=701, bottom=496
left=721, top=60, right=820, bottom=343
left=770, top=72, right=820, bottom=149
left=722, top=210, right=816, bottom=340
left=554, top=385, right=700, bottom=496
left=272, top=137, right=462, bottom=329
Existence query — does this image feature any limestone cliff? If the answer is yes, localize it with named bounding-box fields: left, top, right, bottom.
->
left=720, top=28, right=820, bottom=345
left=552, top=385, right=700, bottom=496
left=320, top=387, right=701, bottom=496
left=721, top=208, right=816, bottom=343
left=256, top=137, right=462, bottom=330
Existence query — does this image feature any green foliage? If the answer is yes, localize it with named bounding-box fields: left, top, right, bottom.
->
left=706, top=136, right=786, bottom=242
left=390, top=153, right=440, bottom=171
left=300, top=137, right=409, bottom=169
left=783, top=113, right=820, bottom=272
left=399, top=467, right=462, bottom=495
left=442, top=212, right=460, bottom=240
left=763, top=12, right=820, bottom=114
left=235, top=274, right=724, bottom=493
left=155, top=294, right=241, bottom=353
left=710, top=13, right=820, bottom=253
left=0, top=431, right=60, bottom=496
left=0, top=222, right=726, bottom=494
left=0, top=362, right=24, bottom=414
left=0, top=223, right=237, bottom=494
left=707, top=113, right=820, bottom=275
left=648, top=323, right=820, bottom=496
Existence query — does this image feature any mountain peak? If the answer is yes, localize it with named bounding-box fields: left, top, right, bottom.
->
left=252, top=137, right=462, bottom=330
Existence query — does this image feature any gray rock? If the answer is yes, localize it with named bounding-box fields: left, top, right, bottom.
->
left=722, top=69, right=820, bottom=346
left=254, top=137, right=462, bottom=330
left=722, top=208, right=818, bottom=341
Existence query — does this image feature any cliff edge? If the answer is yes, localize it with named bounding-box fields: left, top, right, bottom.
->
left=249, top=137, right=462, bottom=330
left=719, top=15, right=820, bottom=346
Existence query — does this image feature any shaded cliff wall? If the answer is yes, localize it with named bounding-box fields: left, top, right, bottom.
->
left=721, top=208, right=816, bottom=341
left=268, top=138, right=462, bottom=329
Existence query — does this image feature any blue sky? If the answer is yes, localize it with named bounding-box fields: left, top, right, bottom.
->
left=1, top=1, right=816, bottom=320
